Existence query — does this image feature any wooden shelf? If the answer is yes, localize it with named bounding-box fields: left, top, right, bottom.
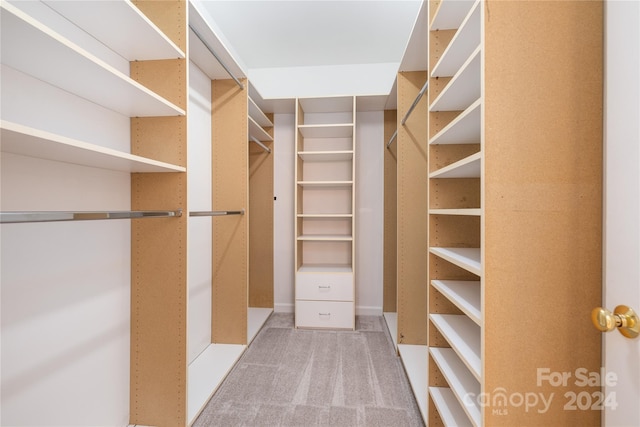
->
left=298, top=151, right=354, bottom=161
left=431, top=1, right=481, bottom=78
left=297, top=265, right=353, bottom=274
left=430, top=247, right=481, bottom=276
left=398, top=344, right=428, bottom=423
left=42, top=0, right=185, bottom=60
left=1, top=2, right=185, bottom=118
left=429, top=387, right=473, bottom=427
left=298, top=124, right=354, bottom=138
left=430, top=348, right=481, bottom=426
left=0, top=121, right=185, bottom=173
left=431, top=280, right=481, bottom=325
left=430, top=152, right=481, bottom=179
left=430, top=314, right=481, bottom=381
left=429, top=209, right=481, bottom=216
left=297, top=234, right=353, bottom=241
left=429, top=99, right=481, bottom=145
left=187, top=343, right=246, bottom=424
left=430, top=0, right=476, bottom=31
left=249, top=116, right=274, bottom=142
left=430, top=46, right=481, bottom=112
left=248, top=96, right=273, bottom=128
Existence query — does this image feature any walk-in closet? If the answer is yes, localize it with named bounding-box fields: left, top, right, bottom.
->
left=2, top=0, right=639, bottom=426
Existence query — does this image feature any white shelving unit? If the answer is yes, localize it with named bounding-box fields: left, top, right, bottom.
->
left=431, top=280, right=481, bottom=325
left=294, top=96, right=356, bottom=329
left=429, top=247, right=481, bottom=276
left=430, top=314, right=481, bottom=381
left=429, top=387, right=473, bottom=427
left=429, top=46, right=481, bottom=112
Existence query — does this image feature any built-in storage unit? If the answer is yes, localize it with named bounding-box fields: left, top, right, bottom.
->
left=425, top=0, right=603, bottom=425
left=294, top=96, right=356, bottom=329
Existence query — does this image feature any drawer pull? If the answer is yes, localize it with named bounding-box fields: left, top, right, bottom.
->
left=319, top=312, right=331, bottom=316
left=318, top=285, right=331, bottom=289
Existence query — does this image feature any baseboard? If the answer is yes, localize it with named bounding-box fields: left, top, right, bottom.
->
left=356, top=305, right=383, bottom=316
left=274, top=302, right=294, bottom=313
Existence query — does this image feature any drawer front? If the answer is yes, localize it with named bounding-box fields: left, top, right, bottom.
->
left=295, top=300, right=354, bottom=329
left=296, top=272, right=353, bottom=301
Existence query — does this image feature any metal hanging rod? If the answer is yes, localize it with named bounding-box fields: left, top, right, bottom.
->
left=401, top=80, right=429, bottom=126
left=250, top=136, right=272, bottom=154
left=386, top=129, right=398, bottom=149
left=189, top=25, right=245, bottom=90
left=0, top=210, right=182, bottom=224
left=189, top=209, right=245, bottom=217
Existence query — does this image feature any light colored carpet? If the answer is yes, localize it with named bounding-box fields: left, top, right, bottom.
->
left=193, top=314, right=424, bottom=427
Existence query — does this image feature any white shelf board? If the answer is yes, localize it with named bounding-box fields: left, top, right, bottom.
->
left=431, top=1, right=481, bottom=78
left=188, top=343, right=246, bottom=424
left=248, top=307, right=272, bottom=344
left=430, top=0, right=476, bottom=30
left=431, top=280, right=481, bottom=326
left=42, top=0, right=185, bottom=61
left=299, top=96, right=354, bottom=113
left=297, top=181, right=353, bottom=188
left=298, top=151, right=353, bottom=162
left=297, top=265, right=353, bottom=274
left=429, top=387, right=474, bottom=427
left=1, top=2, right=185, bottom=118
left=429, top=209, right=481, bottom=216
left=383, top=312, right=398, bottom=350
left=430, top=314, right=481, bottom=382
left=297, top=234, right=353, bottom=241
left=430, top=348, right=481, bottom=426
left=298, top=124, right=354, bottom=139
left=429, top=247, right=481, bottom=276
left=429, top=99, right=481, bottom=145
left=398, top=344, right=428, bottom=424
left=249, top=116, right=273, bottom=142
left=297, top=214, right=353, bottom=218
left=430, top=152, right=481, bottom=179
left=430, top=46, right=481, bottom=112
left=249, top=97, right=273, bottom=128
left=0, top=121, right=185, bottom=173
left=188, top=1, right=246, bottom=81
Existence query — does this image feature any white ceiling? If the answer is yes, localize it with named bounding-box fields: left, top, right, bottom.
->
left=197, top=0, right=423, bottom=70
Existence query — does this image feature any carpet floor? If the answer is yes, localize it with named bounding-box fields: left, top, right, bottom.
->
left=193, top=313, right=424, bottom=427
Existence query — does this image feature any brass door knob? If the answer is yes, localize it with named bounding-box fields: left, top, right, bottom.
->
left=592, top=305, right=639, bottom=339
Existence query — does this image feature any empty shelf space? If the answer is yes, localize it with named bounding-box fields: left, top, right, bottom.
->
left=42, top=0, right=185, bottom=60
left=248, top=307, right=273, bottom=345
left=429, top=209, right=481, bottom=216
left=431, top=1, right=481, bottom=78
left=430, top=46, right=481, bottom=112
left=429, top=99, right=481, bottom=145
left=249, top=116, right=273, bottom=142
left=430, top=314, right=481, bottom=381
left=297, top=265, right=353, bottom=274
left=430, top=348, right=481, bottom=426
left=398, top=344, right=428, bottom=424
left=430, top=152, right=481, bottom=179
left=430, top=247, right=481, bottom=276
left=298, top=151, right=354, bottom=161
left=188, top=343, right=246, bottom=424
left=429, top=387, right=474, bottom=427
left=1, top=2, right=185, bottom=118
left=431, top=280, right=481, bottom=325
left=249, top=97, right=273, bottom=128
left=298, top=124, right=354, bottom=138
left=0, top=121, right=185, bottom=173
left=430, top=0, right=476, bottom=30
left=297, top=234, right=353, bottom=241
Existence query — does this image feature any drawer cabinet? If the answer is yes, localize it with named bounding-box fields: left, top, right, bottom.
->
left=295, top=301, right=354, bottom=329
left=296, top=272, right=353, bottom=301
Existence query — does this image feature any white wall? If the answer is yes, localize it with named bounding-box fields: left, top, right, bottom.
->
left=187, top=62, right=213, bottom=361
left=272, top=109, right=385, bottom=315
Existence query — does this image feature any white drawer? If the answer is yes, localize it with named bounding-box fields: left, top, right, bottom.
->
left=295, top=300, right=354, bottom=329
left=296, top=272, right=353, bottom=301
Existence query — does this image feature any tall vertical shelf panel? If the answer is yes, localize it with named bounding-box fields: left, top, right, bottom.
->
left=426, top=0, right=603, bottom=426
left=295, top=96, right=356, bottom=330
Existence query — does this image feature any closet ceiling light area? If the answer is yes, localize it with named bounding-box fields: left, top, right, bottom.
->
left=194, top=0, right=425, bottom=100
